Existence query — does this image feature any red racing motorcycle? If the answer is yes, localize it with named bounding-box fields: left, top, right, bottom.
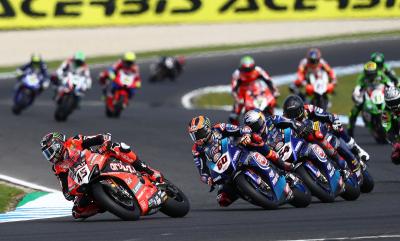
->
left=241, top=79, right=276, bottom=116
left=105, top=69, right=139, bottom=118
left=68, top=149, right=190, bottom=220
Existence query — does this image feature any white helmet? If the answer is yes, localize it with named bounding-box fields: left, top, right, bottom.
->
left=244, top=109, right=266, bottom=133
left=384, top=86, right=400, bottom=112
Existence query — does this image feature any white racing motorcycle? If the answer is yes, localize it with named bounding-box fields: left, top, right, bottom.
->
left=54, top=72, right=87, bottom=122
left=305, top=70, right=334, bottom=110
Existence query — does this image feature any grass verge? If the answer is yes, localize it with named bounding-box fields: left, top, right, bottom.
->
left=1, top=29, right=400, bottom=73
left=0, top=183, right=25, bottom=213
left=194, top=68, right=400, bottom=115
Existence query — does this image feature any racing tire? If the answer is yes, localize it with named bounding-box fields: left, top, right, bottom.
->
left=360, top=170, right=374, bottom=193
left=91, top=182, right=141, bottom=221
left=12, top=105, right=22, bottom=115
left=289, top=183, right=312, bottom=208
left=12, top=88, right=34, bottom=115
left=340, top=177, right=361, bottom=201
left=160, top=181, right=190, bottom=218
left=234, top=173, right=279, bottom=210
left=296, top=165, right=335, bottom=203
left=113, top=96, right=124, bottom=118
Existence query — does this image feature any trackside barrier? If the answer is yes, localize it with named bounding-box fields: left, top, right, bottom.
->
left=1, top=0, right=400, bottom=29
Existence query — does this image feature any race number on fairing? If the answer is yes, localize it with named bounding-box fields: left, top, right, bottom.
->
left=212, top=154, right=231, bottom=174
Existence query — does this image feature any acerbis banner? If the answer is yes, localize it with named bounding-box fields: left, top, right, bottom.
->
left=0, top=0, right=399, bottom=29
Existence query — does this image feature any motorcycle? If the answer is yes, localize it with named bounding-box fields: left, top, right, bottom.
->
left=208, top=137, right=311, bottom=209
left=105, top=70, right=137, bottom=118
left=312, top=120, right=374, bottom=194
left=12, top=72, right=42, bottom=115
left=68, top=149, right=190, bottom=221
left=242, top=80, right=276, bottom=116
left=359, top=83, right=387, bottom=144
left=54, top=72, right=86, bottom=122
left=148, top=57, right=183, bottom=83
left=273, top=127, right=360, bottom=202
left=305, top=70, right=334, bottom=110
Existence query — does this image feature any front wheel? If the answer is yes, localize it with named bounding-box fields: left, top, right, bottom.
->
left=340, top=175, right=361, bottom=201
left=289, top=181, right=312, bottom=208
left=91, top=181, right=141, bottom=221
left=360, top=170, right=374, bottom=193
left=296, top=165, right=335, bottom=203
left=160, top=180, right=190, bottom=218
left=234, top=173, right=279, bottom=210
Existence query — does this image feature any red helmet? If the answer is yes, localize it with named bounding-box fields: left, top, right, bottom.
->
left=40, top=132, right=66, bottom=164
left=177, top=56, right=186, bottom=66
left=307, top=48, right=321, bottom=65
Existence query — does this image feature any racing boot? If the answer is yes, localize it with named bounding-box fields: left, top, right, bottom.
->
left=72, top=196, right=103, bottom=219
left=346, top=137, right=370, bottom=162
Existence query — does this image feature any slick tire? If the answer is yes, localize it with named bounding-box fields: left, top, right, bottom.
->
left=234, top=173, right=279, bottom=210
left=289, top=183, right=312, bottom=208
left=91, top=182, right=140, bottom=221
left=360, top=170, right=374, bottom=193
left=296, top=165, right=335, bottom=203
left=340, top=178, right=361, bottom=201
left=160, top=182, right=190, bottom=218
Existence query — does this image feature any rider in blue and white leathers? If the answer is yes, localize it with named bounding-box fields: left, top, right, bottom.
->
left=243, top=110, right=331, bottom=173
left=16, top=54, right=50, bottom=92
left=188, top=116, right=252, bottom=207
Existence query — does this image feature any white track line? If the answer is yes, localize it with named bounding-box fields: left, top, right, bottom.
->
left=278, top=234, right=400, bottom=241
left=0, top=173, right=59, bottom=193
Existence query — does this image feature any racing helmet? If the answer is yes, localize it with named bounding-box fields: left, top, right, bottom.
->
left=384, top=86, right=400, bottom=112
left=244, top=109, right=266, bottom=133
left=188, top=116, right=212, bottom=145
left=31, top=53, right=42, bottom=65
left=370, top=52, right=385, bottom=69
left=73, top=51, right=86, bottom=67
left=177, top=55, right=186, bottom=66
left=283, top=95, right=305, bottom=120
left=40, top=132, right=66, bottom=164
left=364, top=61, right=378, bottom=82
left=123, top=51, right=136, bottom=68
left=239, top=56, right=256, bottom=73
left=307, top=48, right=321, bottom=65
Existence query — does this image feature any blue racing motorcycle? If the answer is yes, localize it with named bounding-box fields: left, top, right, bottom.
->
left=12, top=72, right=43, bottom=115
left=274, top=127, right=360, bottom=203
left=208, top=137, right=311, bottom=210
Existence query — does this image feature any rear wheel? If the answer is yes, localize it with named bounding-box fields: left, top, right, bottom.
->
left=234, top=172, right=279, bottom=210
left=296, top=165, right=335, bottom=203
left=160, top=180, right=190, bottom=218
left=91, top=181, right=140, bottom=221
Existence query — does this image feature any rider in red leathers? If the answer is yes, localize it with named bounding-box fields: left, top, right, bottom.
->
left=229, top=56, right=279, bottom=125
left=40, top=132, right=162, bottom=219
left=291, top=48, right=336, bottom=99
left=99, top=52, right=142, bottom=109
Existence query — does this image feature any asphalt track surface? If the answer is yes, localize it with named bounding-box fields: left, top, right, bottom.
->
left=0, top=38, right=400, bottom=241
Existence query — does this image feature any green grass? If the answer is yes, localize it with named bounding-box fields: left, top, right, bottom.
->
left=1, top=29, right=400, bottom=73
left=194, top=68, right=400, bottom=115
left=0, top=183, right=25, bottom=213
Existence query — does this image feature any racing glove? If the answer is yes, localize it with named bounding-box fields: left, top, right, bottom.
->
left=200, top=174, right=213, bottom=186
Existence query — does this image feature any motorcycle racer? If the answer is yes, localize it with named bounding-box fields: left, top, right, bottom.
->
left=40, top=132, right=162, bottom=219
left=188, top=116, right=252, bottom=207
left=348, top=61, right=391, bottom=137
left=54, top=51, right=92, bottom=91
left=243, top=109, right=342, bottom=177
left=370, top=52, right=398, bottom=86
left=291, top=48, right=336, bottom=98
left=99, top=52, right=142, bottom=106
left=382, top=86, right=400, bottom=164
left=229, top=56, right=279, bottom=124
left=154, top=55, right=185, bottom=81
left=16, top=54, right=50, bottom=92
left=283, top=95, right=369, bottom=165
